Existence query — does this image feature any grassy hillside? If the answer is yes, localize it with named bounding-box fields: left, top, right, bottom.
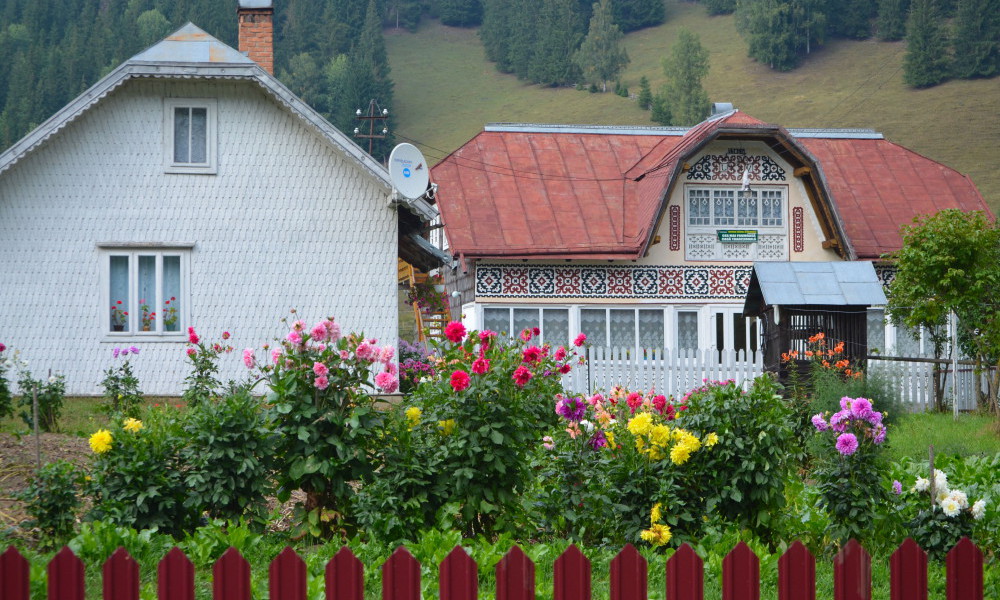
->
left=385, top=0, right=1000, bottom=214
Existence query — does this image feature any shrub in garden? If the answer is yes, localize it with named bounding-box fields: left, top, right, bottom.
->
left=182, top=328, right=234, bottom=406
left=100, top=346, right=143, bottom=417
left=86, top=410, right=198, bottom=534
left=810, top=396, right=891, bottom=545
left=398, top=338, right=435, bottom=394
left=357, top=324, right=580, bottom=539
left=16, top=370, right=65, bottom=432
left=0, top=342, right=12, bottom=420
left=890, top=453, right=996, bottom=558
left=16, top=459, right=85, bottom=546
left=180, top=389, right=277, bottom=523
left=251, top=315, right=398, bottom=537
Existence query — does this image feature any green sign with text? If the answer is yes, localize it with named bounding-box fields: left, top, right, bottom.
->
left=717, top=230, right=758, bottom=243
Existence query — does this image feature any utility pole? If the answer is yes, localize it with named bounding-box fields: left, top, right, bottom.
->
left=353, top=99, right=388, bottom=156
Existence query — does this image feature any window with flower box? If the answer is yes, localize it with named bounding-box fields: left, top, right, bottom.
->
left=102, top=246, right=190, bottom=337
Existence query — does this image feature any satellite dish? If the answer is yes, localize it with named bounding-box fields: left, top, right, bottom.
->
left=389, top=143, right=429, bottom=200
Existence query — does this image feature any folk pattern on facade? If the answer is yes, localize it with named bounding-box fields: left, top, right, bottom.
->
left=669, top=205, right=681, bottom=251
left=685, top=154, right=786, bottom=182
left=477, top=264, right=753, bottom=300
left=792, top=207, right=804, bottom=253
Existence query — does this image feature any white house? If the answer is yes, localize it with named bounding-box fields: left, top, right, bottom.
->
left=0, top=3, right=443, bottom=395
left=430, top=107, right=991, bottom=395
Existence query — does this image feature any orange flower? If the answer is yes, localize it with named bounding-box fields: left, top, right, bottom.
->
left=822, top=360, right=830, bottom=368
left=835, top=359, right=850, bottom=369
left=807, top=332, right=826, bottom=343
left=834, top=342, right=845, bottom=353
left=805, top=350, right=814, bottom=357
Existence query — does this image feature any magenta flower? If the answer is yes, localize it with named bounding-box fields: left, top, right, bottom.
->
left=471, top=357, right=490, bottom=374
left=522, top=346, right=543, bottom=364
left=556, top=396, right=587, bottom=421
left=375, top=371, right=399, bottom=393
left=271, top=348, right=282, bottom=364
left=356, top=341, right=375, bottom=361
left=287, top=330, right=303, bottom=345
left=519, top=328, right=533, bottom=342
left=450, top=370, right=471, bottom=391
left=222, top=331, right=231, bottom=340
left=573, top=333, right=587, bottom=347
left=384, top=361, right=398, bottom=375
left=326, top=320, right=342, bottom=343
left=512, top=366, right=533, bottom=387
left=186, top=348, right=196, bottom=357
left=128, top=346, right=139, bottom=355
left=836, top=433, right=859, bottom=456
left=188, top=327, right=200, bottom=344
left=313, top=362, right=329, bottom=377
left=113, top=347, right=121, bottom=359
left=0, top=342, right=6, bottom=352
left=893, top=480, right=902, bottom=495
left=314, top=375, right=329, bottom=390
left=554, top=346, right=567, bottom=361
left=444, top=321, right=467, bottom=343
left=243, top=348, right=256, bottom=369
left=811, top=413, right=829, bottom=431
left=339, top=350, right=350, bottom=360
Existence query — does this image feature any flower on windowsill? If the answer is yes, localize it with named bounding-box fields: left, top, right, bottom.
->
left=110, top=301, right=128, bottom=329
left=163, top=297, right=178, bottom=327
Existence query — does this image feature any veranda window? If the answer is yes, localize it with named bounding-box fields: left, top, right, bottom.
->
left=482, top=307, right=569, bottom=345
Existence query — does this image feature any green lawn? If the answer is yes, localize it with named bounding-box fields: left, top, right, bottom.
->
left=386, top=0, right=1000, bottom=215
left=888, top=411, right=1000, bottom=462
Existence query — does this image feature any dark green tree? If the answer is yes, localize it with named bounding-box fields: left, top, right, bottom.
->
left=649, top=93, right=671, bottom=125
left=637, top=75, right=653, bottom=109
left=660, top=28, right=710, bottom=125
left=702, top=0, right=737, bottom=15
left=573, top=0, right=630, bottom=92
left=480, top=0, right=518, bottom=72
left=436, top=0, right=483, bottom=26
left=952, top=0, right=1000, bottom=78
left=825, top=0, right=874, bottom=39
left=610, top=0, right=665, bottom=32
left=902, top=0, right=951, bottom=87
left=529, top=0, right=584, bottom=86
left=876, top=0, right=909, bottom=40
left=736, top=0, right=826, bottom=71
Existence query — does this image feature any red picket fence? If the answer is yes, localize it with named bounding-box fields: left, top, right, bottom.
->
left=0, top=537, right=985, bottom=600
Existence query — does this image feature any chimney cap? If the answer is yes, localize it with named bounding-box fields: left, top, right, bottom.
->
left=238, top=0, right=272, bottom=8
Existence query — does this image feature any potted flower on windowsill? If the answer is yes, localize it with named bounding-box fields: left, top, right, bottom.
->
left=110, top=301, right=128, bottom=332
left=162, top=297, right=178, bottom=331
left=139, top=299, right=156, bottom=331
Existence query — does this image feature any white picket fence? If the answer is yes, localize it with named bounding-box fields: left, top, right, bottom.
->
left=866, top=357, right=989, bottom=412
left=568, top=347, right=764, bottom=396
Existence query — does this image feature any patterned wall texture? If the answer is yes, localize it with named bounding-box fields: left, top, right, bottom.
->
left=476, top=264, right=753, bottom=300
left=685, top=153, right=786, bottom=181
left=0, top=79, right=398, bottom=395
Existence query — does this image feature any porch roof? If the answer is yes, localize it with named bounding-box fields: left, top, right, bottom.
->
left=743, top=261, right=886, bottom=314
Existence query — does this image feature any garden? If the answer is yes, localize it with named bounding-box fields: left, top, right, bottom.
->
left=1, top=315, right=999, bottom=599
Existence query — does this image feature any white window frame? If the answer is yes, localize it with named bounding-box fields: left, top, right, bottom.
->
left=685, top=185, right=788, bottom=261
left=164, top=98, right=218, bottom=174
left=100, top=246, right=191, bottom=340
left=480, top=305, right=571, bottom=346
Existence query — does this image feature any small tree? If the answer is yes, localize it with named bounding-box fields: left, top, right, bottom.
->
left=951, top=0, right=1000, bottom=79
left=573, top=0, right=630, bottom=92
left=637, top=75, right=653, bottom=110
left=886, top=210, right=1000, bottom=413
left=660, top=29, right=710, bottom=126
left=903, top=0, right=952, bottom=87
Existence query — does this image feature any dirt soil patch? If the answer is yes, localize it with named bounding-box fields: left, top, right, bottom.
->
left=0, top=433, right=90, bottom=531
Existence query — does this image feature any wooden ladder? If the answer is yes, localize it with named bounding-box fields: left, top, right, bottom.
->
left=399, top=260, right=450, bottom=342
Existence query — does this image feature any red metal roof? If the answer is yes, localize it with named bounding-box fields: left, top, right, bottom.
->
left=431, top=111, right=990, bottom=261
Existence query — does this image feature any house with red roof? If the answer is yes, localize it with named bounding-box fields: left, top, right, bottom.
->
left=430, top=105, right=990, bottom=376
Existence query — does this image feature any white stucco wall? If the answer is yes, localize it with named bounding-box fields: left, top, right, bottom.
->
left=0, top=79, right=398, bottom=395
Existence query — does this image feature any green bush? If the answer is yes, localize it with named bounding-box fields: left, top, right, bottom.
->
left=357, top=324, right=578, bottom=539
left=86, top=409, right=197, bottom=534
left=100, top=346, right=144, bottom=418
left=180, top=390, right=277, bottom=523
left=16, top=371, right=65, bottom=432
left=181, top=328, right=233, bottom=407
left=16, top=459, right=85, bottom=546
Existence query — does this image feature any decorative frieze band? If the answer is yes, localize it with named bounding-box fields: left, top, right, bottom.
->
left=669, top=205, right=681, bottom=251
left=686, top=154, right=786, bottom=182
left=476, top=264, right=753, bottom=300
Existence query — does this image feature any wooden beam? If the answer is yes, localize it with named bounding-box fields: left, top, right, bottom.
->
left=822, top=239, right=839, bottom=249
left=682, top=162, right=691, bottom=171
left=793, top=166, right=811, bottom=177
left=651, top=235, right=661, bottom=245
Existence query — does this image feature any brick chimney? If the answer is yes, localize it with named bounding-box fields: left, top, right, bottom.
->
left=237, top=0, right=274, bottom=74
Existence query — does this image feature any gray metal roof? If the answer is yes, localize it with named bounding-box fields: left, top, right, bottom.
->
left=743, top=261, right=886, bottom=312
left=132, top=23, right=254, bottom=65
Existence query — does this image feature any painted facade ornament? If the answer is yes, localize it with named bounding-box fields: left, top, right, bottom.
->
left=686, top=153, right=786, bottom=182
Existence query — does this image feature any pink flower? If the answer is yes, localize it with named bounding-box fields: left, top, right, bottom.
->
left=384, top=361, right=398, bottom=375
left=287, top=331, right=303, bottom=345
left=472, top=357, right=490, bottom=374
left=311, top=322, right=329, bottom=341
left=451, top=370, right=471, bottom=391
left=558, top=363, right=572, bottom=374
left=554, top=346, right=567, bottom=361
left=573, top=333, right=587, bottom=347
left=532, top=327, right=540, bottom=337
left=444, top=321, right=467, bottom=343
left=340, top=350, right=350, bottom=360
left=0, top=343, right=6, bottom=352
left=113, top=347, right=121, bottom=359
left=188, top=328, right=200, bottom=344
left=313, top=362, right=329, bottom=377
left=626, top=392, right=642, bottom=411
left=222, top=331, right=231, bottom=340
left=512, top=366, right=533, bottom=387
left=520, top=329, right=533, bottom=342
left=271, top=348, right=283, bottom=364
left=375, top=371, right=399, bottom=393
left=292, top=320, right=305, bottom=331
left=542, top=436, right=555, bottom=450
left=653, top=395, right=667, bottom=413
left=378, top=346, right=395, bottom=364
left=243, top=348, right=256, bottom=369
left=836, top=433, right=859, bottom=456
left=326, top=320, right=341, bottom=342
left=186, top=348, right=196, bottom=356
left=356, top=341, right=375, bottom=361
left=314, top=375, right=329, bottom=390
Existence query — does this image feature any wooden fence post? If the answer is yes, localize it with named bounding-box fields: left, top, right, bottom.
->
left=213, top=547, right=250, bottom=600
left=666, top=543, right=703, bottom=600
left=610, top=544, right=647, bottom=600
left=946, top=537, right=983, bottom=600
left=722, top=542, right=759, bottom=600
left=778, top=541, right=815, bottom=600
left=496, top=546, right=534, bottom=600
left=270, top=547, right=306, bottom=600
left=890, top=538, right=927, bottom=600
left=103, top=547, right=139, bottom=600
left=833, top=540, right=871, bottom=600
left=554, top=545, right=591, bottom=600
left=1, top=546, right=30, bottom=600
left=326, top=546, right=364, bottom=600
left=158, top=547, right=194, bottom=600
left=440, top=546, right=477, bottom=600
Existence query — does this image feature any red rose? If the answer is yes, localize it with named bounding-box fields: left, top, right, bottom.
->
left=450, top=370, right=471, bottom=391
left=444, top=321, right=466, bottom=343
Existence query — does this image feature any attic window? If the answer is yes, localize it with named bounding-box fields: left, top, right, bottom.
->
left=164, top=98, right=217, bottom=174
